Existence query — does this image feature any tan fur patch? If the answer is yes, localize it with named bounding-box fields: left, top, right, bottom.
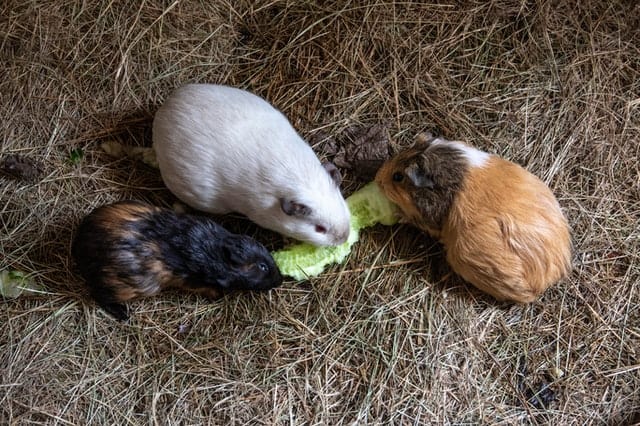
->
left=102, top=270, right=145, bottom=301
left=114, top=283, right=142, bottom=301
left=141, top=242, right=184, bottom=294
left=96, top=202, right=158, bottom=233
left=192, top=287, right=222, bottom=300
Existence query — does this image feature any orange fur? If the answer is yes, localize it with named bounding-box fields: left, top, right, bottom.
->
left=100, top=202, right=159, bottom=230
left=192, top=287, right=222, bottom=300
left=441, top=157, right=572, bottom=302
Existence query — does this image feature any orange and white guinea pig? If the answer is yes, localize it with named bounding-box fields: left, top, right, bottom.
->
left=375, top=132, right=572, bottom=303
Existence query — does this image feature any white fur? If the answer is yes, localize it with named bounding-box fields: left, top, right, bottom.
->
left=431, top=138, right=490, bottom=168
left=152, top=84, right=351, bottom=246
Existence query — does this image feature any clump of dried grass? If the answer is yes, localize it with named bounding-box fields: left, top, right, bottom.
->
left=1, top=0, right=639, bottom=424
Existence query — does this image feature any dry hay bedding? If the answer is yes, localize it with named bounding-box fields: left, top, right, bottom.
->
left=1, top=1, right=639, bottom=425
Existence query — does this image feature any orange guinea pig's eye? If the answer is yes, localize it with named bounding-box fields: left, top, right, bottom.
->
left=392, top=172, right=404, bottom=182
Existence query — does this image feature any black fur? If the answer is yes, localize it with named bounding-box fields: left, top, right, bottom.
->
left=72, top=201, right=282, bottom=321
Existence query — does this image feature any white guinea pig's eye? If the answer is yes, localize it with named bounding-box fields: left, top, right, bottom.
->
left=315, top=225, right=327, bottom=234
left=392, top=172, right=404, bottom=182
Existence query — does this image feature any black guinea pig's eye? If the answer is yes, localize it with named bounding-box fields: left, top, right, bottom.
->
left=392, top=172, right=404, bottom=182
left=258, top=262, right=268, bottom=272
left=315, top=224, right=327, bottom=234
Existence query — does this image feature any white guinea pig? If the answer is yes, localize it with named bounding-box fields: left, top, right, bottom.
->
left=152, top=84, right=351, bottom=246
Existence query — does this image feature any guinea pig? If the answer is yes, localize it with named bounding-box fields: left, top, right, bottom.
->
left=152, top=84, right=351, bottom=247
left=71, top=200, right=282, bottom=321
left=375, top=133, right=572, bottom=303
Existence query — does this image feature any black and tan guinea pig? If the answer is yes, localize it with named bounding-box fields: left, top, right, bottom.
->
left=71, top=201, right=283, bottom=321
left=375, top=132, right=572, bottom=303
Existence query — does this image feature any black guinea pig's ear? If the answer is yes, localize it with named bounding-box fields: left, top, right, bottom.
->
left=404, top=163, right=435, bottom=189
left=322, top=161, right=342, bottom=186
left=280, top=198, right=312, bottom=217
left=221, top=242, right=245, bottom=268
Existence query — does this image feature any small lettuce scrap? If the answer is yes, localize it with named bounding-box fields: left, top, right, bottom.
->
left=272, top=181, right=399, bottom=280
left=0, top=269, right=41, bottom=299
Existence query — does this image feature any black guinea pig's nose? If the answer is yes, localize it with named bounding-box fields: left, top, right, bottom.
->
left=272, top=270, right=283, bottom=288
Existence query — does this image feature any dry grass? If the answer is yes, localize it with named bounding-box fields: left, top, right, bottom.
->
left=1, top=0, right=639, bottom=424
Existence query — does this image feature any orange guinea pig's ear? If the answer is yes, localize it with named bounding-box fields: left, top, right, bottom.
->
left=413, top=132, right=436, bottom=148
left=404, top=163, right=435, bottom=189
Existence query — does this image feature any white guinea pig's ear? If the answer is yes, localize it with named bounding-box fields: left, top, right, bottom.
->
left=404, top=163, right=435, bottom=189
left=280, top=198, right=312, bottom=217
left=322, top=161, right=342, bottom=186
